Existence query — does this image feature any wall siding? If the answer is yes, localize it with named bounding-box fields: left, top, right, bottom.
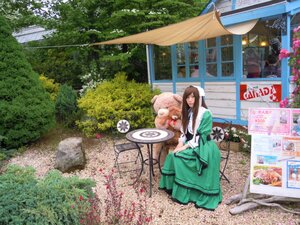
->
left=214, top=0, right=273, bottom=13
left=236, top=0, right=272, bottom=9
left=205, top=82, right=237, bottom=119
left=216, top=0, right=232, bottom=13
left=153, top=83, right=173, bottom=92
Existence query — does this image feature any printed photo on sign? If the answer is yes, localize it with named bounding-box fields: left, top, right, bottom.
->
left=282, top=137, right=300, bottom=157
left=252, top=165, right=282, bottom=187
left=287, top=160, right=300, bottom=189
left=291, top=109, right=300, bottom=137
left=252, top=134, right=282, bottom=153
left=248, top=108, right=291, bottom=136
left=257, top=155, right=278, bottom=165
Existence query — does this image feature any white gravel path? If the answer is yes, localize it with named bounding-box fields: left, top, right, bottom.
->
left=5, top=135, right=300, bottom=225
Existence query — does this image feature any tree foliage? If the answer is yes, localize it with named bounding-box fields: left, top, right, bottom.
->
left=0, top=0, right=43, bottom=30
left=0, top=15, right=55, bottom=148
left=55, top=84, right=79, bottom=127
left=18, top=0, right=208, bottom=87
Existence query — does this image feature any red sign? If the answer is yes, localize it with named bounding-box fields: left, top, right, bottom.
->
left=240, top=84, right=281, bottom=102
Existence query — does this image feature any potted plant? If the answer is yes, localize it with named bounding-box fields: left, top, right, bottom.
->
left=224, top=127, right=251, bottom=152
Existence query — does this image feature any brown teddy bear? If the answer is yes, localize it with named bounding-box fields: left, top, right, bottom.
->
left=155, top=105, right=182, bottom=146
left=151, top=92, right=182, bottom=162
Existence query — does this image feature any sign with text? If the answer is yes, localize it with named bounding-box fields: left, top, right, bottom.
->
left=240, top=84, right=281, bottom=102
left=249, top=108, right=300, bottom=198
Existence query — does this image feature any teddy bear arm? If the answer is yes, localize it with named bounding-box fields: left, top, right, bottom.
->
left=171, top=119, right=182, bottom=131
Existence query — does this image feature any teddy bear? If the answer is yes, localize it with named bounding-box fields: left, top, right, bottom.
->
left=151, top=92, right=183, bottom=162
left=155, top=105, right=182, bottom=146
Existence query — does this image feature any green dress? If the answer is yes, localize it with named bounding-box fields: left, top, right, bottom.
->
left=159, top=110, right=222, bottom=210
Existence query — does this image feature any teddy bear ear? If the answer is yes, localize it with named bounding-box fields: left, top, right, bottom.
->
left=173, top=94, right=183, bottom=103
left=151, top=95, right=158, bottom=104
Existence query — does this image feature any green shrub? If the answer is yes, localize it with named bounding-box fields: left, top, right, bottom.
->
left=0, top=16, right=55, bottom=149
left=77, top=72, right=160, bottom=136
left=0, top=165, right=96, bottom=225
left=39, top=74, right=60, bottom=101
left=55, top=84, right=79, bottom=127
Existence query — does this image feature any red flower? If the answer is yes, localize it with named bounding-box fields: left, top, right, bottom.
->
left=95, top=133, right=102, bottom=139
left=79, top=195, right=84, bottom=201
left=279, top=49, right=290, bottom=60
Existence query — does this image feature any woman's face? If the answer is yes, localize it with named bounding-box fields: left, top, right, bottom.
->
left=186, top=93, right=195, bottom=108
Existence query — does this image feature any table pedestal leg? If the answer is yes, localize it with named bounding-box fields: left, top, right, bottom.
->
left=147, top=143, right=155, bottom=197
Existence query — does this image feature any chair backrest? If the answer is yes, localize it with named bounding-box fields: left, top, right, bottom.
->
left=116, top=120, right=130, bottom=134
left=210, top=117, right=232, bottom=152
left=110, top=118, right=132, bottom=143
left=211, top=117, right=232, bottom=182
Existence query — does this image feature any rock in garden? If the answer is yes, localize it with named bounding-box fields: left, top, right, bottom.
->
left=54, top=137, right=86, bottom=172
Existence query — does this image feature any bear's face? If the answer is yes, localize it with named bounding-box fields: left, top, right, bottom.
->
left=151, top=92, right=182, bottom=118
left=168, top=106, right=181, bottom=121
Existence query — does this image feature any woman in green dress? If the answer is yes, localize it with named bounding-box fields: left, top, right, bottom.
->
left=159, top=86, right=222, bottom=210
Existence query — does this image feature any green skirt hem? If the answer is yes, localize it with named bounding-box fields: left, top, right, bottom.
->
left=159, top=175, right=222, bottom=210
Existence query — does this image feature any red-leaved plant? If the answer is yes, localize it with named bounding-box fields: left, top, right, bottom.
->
left=79, top=169, right=152, bottom=225
left=101, top=169, right=152, bottom=225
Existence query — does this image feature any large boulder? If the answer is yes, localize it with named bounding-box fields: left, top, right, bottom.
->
left=54, top=137, right=86, bottom=172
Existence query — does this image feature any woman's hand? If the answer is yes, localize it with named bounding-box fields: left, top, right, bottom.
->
left=173, top=143, right=188, bottom=153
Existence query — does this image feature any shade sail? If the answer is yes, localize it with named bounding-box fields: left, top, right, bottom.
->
left=91, top=11, right=257, bottom=46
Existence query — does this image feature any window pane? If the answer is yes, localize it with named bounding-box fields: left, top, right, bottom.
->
left=153, top=46, right=172, bottom=80
left=189, top=42, right=198, bottom=64
left=221, top=47, right=233, bottom=61
left=221, top=35, right=233, bottom=45
left=177, top=66, right=186, bottom=78
left=206, top=48, right=217, bottom=63
left=206, top=64, right=217, bottom=77
left=190, top=65, right=199, bottom=78
left=242, top=18, right=282, bottom=78
left=222, top=62, right=234, bottom=77
left=177, top=44, right=185, bottom=64
left=206, top=38, right=216, bottom=47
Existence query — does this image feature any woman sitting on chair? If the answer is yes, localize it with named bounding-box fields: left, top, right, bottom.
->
left=159, top=86, right=222, bottom=210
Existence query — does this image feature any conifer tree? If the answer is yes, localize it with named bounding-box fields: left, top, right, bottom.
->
left=0, top=15, right=55, bottom=148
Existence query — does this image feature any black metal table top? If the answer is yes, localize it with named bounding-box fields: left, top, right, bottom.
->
left=126, top=128, right=174, bottom=144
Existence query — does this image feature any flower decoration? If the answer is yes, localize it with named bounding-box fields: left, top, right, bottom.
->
left=117, top=120, right=130, bottom=133
left=210, top=126, right=225, bottom=142
left=279, top=25, right=300, bottom=108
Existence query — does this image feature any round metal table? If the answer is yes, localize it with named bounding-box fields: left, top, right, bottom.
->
left=126, top=128, right=174, bottom=197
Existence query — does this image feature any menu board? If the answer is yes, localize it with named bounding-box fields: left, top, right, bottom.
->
left=249, top=108, right=300, bottom=198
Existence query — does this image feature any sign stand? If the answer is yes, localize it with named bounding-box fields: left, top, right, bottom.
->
left=225, top=175, right=300, bottom=215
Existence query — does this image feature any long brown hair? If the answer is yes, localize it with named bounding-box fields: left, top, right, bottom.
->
left=182, top=86, right=207, bottom=133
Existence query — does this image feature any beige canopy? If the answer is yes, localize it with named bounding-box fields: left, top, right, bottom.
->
left=92, top=11, right=257, bottom=46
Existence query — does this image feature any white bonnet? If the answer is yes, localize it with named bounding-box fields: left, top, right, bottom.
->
left=193, top=86, right=205, bottom=97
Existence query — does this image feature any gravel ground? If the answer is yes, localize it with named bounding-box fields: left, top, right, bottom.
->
left=4, top=134, right=300, bottom=225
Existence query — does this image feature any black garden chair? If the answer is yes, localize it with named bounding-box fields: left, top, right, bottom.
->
left=112, top=119, right=144, bottom=185
left=211, top=117, right=232, bottom=183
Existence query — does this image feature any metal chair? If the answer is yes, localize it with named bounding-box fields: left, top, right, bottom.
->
left=112, top=119, right=144, bottom=184
left=211, top=118, right=232, bottom=183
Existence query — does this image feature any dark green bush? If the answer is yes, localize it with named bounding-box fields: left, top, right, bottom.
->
left=77, top=72, right=160, bottom=136
left=0, top=16, right=55, bottom=149
left=55, top=84, right=79, bottom=127
left=0, top=165, right=96, bottom=225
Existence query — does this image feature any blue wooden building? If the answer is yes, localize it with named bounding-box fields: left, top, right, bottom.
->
left=145, top=0, right=300, bottom=126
